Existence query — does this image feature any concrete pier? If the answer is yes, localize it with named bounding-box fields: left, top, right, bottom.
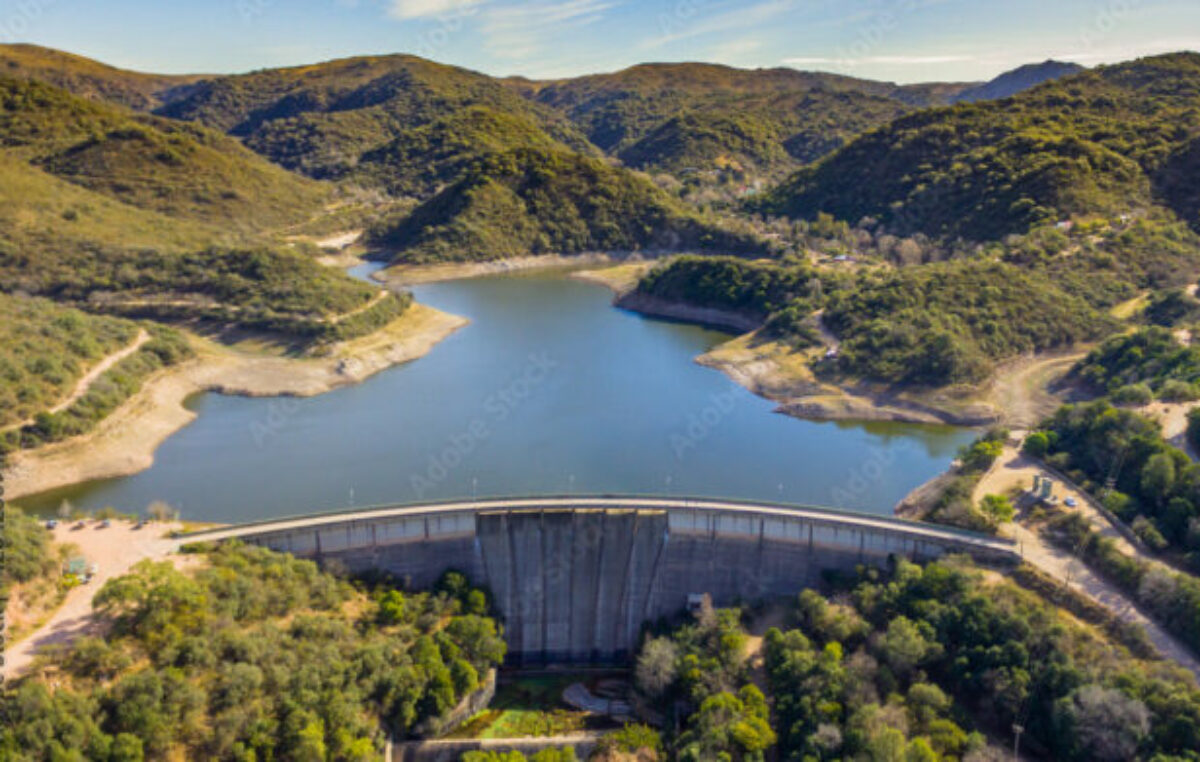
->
left=189, top=496, right=1017, bottom=663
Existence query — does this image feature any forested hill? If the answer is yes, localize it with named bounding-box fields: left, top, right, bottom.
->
left=0, top=75, right=327, bottom=229
left=0, top=43, right=204, bottom=111
left=0, top=74, right=398, bottom=341
left=764, top=52, right=1200, bottom=240
left=369, top=147, right=765, bottom=263
left=154, top=53, right=592, bottom=182
left=0, top=44, right=1090, bottom=208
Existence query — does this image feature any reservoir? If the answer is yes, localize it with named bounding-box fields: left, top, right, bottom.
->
left=16, top=271, right=973, bottom=523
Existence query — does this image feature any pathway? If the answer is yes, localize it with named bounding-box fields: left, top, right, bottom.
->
left=2, top=329, right=150, bottom=433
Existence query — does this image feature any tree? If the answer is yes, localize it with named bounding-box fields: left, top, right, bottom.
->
left=636, top=637, right=679, bottom=698
left=147, top=501, right=177, bottom=523
left=1055, top=685, right=1150, bottom=762
left=1022, top=431, right=1050, bottom=458
left=1140, top=452, right=1176, bottom=505
left=1188, top=406, right=1200, bottom=453
left=879, top=616, right=937, bottom=679
left=979, top=494, right=1015, bottom=523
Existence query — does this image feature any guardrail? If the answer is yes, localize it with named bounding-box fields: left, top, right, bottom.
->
left=182, top=494, right=1016, bottom=552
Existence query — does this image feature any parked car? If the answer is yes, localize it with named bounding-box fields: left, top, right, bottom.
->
left=99, top=519, right=112, bottom=529
left=1064, top=497, right=1078, bottom=508
left=45, top=519, right=58, bottom=529
left=73, top=520, right=87, bottom=530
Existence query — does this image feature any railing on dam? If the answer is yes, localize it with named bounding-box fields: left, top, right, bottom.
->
left=185, top=494, right=1015, bottom=552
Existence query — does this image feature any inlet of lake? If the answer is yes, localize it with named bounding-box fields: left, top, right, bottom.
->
left=16, top=268, right=975, bottom=523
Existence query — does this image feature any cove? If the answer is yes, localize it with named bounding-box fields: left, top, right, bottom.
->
left=16, top=271, right=974, bottom=523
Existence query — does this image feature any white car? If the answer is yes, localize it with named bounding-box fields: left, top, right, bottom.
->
left=1064, top=497, right=1078, bottom=508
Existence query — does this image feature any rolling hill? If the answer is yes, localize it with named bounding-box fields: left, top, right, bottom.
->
left=0, top=75, right=328, bottom=230
left=156, top=54, right=592, bottom=182
left=763, top=53, right=1200, bottom=240
left=517, top=62, right=923, bottom=175
left=0, top=43, right=203, bottom=110
left=368, top=147, right=765, bottom=263
left=0, top=75, right=393, bottom=338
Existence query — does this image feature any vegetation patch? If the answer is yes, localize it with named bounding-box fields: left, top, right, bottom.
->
left=0, top=546, right=507, bottom=760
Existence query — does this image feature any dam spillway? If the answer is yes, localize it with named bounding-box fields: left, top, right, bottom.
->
left=189, top=497, right=1017, bottom=663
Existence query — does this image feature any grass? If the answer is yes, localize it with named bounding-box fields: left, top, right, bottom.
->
left=446, top=674, right=606, bottom=740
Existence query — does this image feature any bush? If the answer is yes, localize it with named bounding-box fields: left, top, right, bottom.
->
left=1111, top=383, right=1153, bottom=405
left=1159, top=378, right=1199, bottom=402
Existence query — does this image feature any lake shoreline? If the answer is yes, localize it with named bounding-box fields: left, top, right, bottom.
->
left=375, top=253, right=623, bottom=286
left=575, top=263, right=998, bottom=428
left=4, top=304, right=468, bottom=501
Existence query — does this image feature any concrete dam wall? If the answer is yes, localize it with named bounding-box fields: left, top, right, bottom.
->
left=191, top=497, right=1017, bottom=663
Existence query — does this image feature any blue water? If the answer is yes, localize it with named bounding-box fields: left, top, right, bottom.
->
left=16, top=269, right=973, bottom=523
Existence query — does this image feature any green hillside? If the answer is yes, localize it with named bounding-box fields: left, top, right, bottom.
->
left=0, top=76, right=327, bottom=230
left=822, top=260, right=1113, bottom=385
left=0, top=294, right=140, bottom=429
left=157, top=54, right=591, bottom=182
left=763, top=53, right=1200, bottom=240
left=0, top=43, right=202, bottom=110
left=522, top=63, right=913, bottom=177
left=635, top=254, right=1113, bottom=387
left=349, top=106, right=568, bottom=197
left=369, top=147, right=765, bottom=264
left=0, top=76, right=395, bottom=340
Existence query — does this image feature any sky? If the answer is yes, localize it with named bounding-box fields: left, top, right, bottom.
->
left=1, top=0, right=1198, bottom=83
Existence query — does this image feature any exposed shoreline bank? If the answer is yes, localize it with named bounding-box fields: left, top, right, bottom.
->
left=5, top=304, right=468, bottom=501
left=375, top=253, right=623, bottom=286
left=575, top=263, right=1000, bottom=428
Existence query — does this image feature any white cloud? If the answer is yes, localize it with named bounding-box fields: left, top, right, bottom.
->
left=481, top=0, right=616, bottom=60
left=388, top=0, right=484, bottom=20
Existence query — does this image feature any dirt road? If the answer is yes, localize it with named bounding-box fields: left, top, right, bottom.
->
left=974, top=445, right=1200, bottom=680
left=3, top=520, right=184, bottom=680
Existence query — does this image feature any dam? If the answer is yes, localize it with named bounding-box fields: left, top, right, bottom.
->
left=189, top=496, right=1018, bottom=663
